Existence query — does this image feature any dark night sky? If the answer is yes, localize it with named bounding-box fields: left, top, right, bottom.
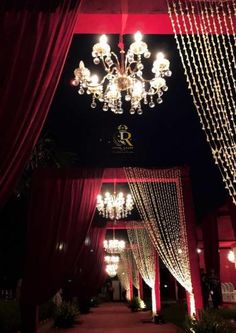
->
left=46, top=33, right=227, bottom=219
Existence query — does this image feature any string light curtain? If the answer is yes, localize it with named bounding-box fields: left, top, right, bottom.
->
left=129, top=250, right=140, bottom=293
left=167, top=0, right=236, bottom=204
left=117, top=260, right=131, bottom=300
left=121, top=249, right=140, bottom=293
left=127, top=223, right=157, bottom=313
left=125, top=168, right=192, bottom=296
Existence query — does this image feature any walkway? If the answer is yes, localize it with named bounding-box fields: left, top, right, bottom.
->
left=46, top=302, right=181, bottom=333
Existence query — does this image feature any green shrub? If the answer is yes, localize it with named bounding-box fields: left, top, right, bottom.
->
left=184, top=310, right=234, bottom=333
left=129, top=297, right=142, bottom=311
left=218, top=306, right=236, bottom=321
left=39, top=299, right=56, bottom=321
left=0, top=300, right=21, bottom=333
left=53, top=301, right=79, bottom=328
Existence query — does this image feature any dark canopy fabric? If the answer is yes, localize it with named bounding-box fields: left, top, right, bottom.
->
left=0, top=0, right=81, bottom=207
left=21, top=168, right=104, bottom=305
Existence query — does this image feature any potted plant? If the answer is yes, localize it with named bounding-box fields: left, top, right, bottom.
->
left=53, top=301, right=79, bottom=328
left=184, top=310, right=234, bottom=333
left=129, top=297, right=141, bottom=312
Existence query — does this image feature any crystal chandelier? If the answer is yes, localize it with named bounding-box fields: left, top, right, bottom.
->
left=105, top=263, right=118, bottom=278
left=97, top=191, right=134, bottom=220
left=72, top=32, right=172, bottom=115
left=104, top=255, right=120, bottom=264
left=104, top=239, right=125, bottom=254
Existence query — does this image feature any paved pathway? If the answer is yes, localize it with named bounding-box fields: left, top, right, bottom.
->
left=46, top=302, right=181, bottom=333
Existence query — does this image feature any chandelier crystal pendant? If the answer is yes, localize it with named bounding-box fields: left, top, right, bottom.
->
left=105, top=263, right=118, bottom=278
left=104, top=239, right=126, bottom=254
left=104, top=255, right=120, bottom=264
left=97, top=191, right=134, bottom=220
left=72, top=32, right=172, bottom=115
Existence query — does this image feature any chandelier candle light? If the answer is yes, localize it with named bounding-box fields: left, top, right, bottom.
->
left=97, top=191, right=134, bottom=220
left=105, top=263, right=118, bottom=278
left=72, top=32, right=172, bottom=114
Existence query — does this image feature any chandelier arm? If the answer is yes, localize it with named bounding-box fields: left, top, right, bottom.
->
left=110, top=52, right=121, bottom=71
left=100, top=57, right=110, bottom=72
left=126, top=61, right=139, bottom=75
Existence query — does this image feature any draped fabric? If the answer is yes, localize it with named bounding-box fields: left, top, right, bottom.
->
left=228, top=198, right=236, bottom=239
left=127, top=222, right=156, bottom=312
left=128, top=250, right=139, bottom=291
left=117, top=259, right=131, bottom=301
left=119, top=251, right=133, bottom=300
left=167, top=0, right=236, bottom=204
left=121, top=249, right=139, bottom=290
left=21, top=168, right=104, bottom=305
left=71, top=225, right=106, bottom=300
left=0, top=0, right=82, bottom=206
left=125, top=167, right=192, bottom=295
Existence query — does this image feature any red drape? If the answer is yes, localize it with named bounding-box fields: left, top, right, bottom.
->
left=0, top=1, right=81, bottom=206
left=202, top=210, right=220, bottom=276
left=72, top=225, right=106, bottom=300
left=181, top=171, right=203, bottom=317
left=227, top=198, right=236, bottom=239
left=21, top=168, right=104, bottom=305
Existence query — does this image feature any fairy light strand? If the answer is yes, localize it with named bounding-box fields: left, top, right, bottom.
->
left=127, top=222, right=157, bottom=313
left=167, top=0, right=236, bottom=203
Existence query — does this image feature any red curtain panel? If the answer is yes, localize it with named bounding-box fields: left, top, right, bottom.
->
left=21, top=168, right=104, bottom=305
left=0, top=1, right=81, bottom=206
left=72, top=225, right=106, bottom=300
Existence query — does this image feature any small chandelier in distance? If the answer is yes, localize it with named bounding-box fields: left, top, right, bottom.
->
left=72, top=32, right=171, bottom=115
left=104, top=239, right=126, bottom=254
left=105, top=255, right=120, bottom=264
left=97, top=191, right=134, bottom=220
left=105, top=263, right=118, bottom=278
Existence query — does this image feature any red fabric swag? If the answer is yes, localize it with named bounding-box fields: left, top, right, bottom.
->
left=0, top=1, right=81, bottom=206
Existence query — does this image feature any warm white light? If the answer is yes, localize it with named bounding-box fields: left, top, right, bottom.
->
left=58, top=243, right=64, bottom=251
left=132, top=81, right=143, bottom=97
left=140, top=299, right=146, bottom=309
left=106, top=263, right=118, bottom=277
left=156, top=52, right=165, bottom=60
left=189, top=293, right=196, bottom=317
left=196, top=248, right=202, bottom=254
left=104, top=239, right=125, bottom=254
left=100, top=34, right=108, bottom=44
left=228, top=250, right=235, bottom=263
left=91, top=75, right=99, bottom=85
left=134, top=31, right=143, bottom=42
left=97, top=191, right=134, bottom=220
left=73, top=32, right=171, bottom=114
left=105, top=255, right=120, bottom=264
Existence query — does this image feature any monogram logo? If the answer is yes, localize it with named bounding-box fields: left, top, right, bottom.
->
left=112, top=125, right=134, bottom=153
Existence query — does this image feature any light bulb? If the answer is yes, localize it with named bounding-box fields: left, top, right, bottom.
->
left=134, top=31, right=142, bottom=43
left=156, top=52, right=165, bottom=60
left=99, top=34, right=108, bottom=44
left=228, top=250, right=235, bottom=263
left=132, top=81, right=143, bottom=96
left=91, top=75, right=99, bottom=84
